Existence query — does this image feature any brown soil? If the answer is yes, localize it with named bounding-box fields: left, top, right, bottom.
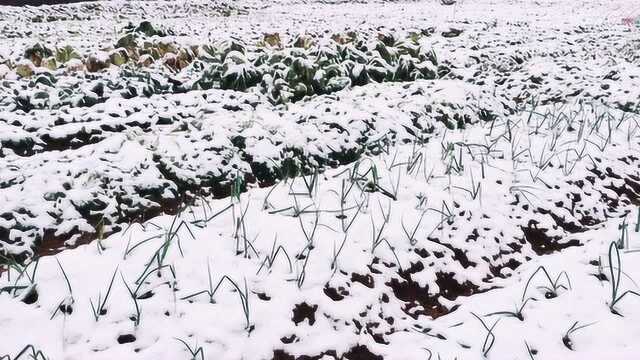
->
left=324, top=284, right=349, bottom=301
left=271, top=345, right=381, bottom=360
left=385, top=261, right=481, bottom=319
left=521, top=220, right=581, bottom=255
left=291, top=302, right=318, bottom=326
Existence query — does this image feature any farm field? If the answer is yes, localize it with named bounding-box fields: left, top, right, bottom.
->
left=1, top=0, right=640, bottom=359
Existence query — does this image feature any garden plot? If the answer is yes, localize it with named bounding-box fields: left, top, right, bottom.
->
left=1, top=0, right=640, bottom=359
left=2, top=100, right=640, bottom=359
left=2, top=2, right=640, bottom=259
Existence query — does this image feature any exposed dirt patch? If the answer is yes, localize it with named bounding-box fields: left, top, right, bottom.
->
left=117, top=334, right=136, bottom=344
left=539, top=208, right=586, bottom=233
left=364, top=321, right=390, bottom=345
left=324, top=284, right=349, bottom=301
left=271, top=345, right=382, bottom=360
left=256, top=292, right=271, bottom=301
left=385, top=261, right=448, bottom=319
left=292, top=302, right=318, bottom=326
left=435, top=272, right=479, bottom=301
left=351, top=272, right=375, bottom=288
left=426, top=237, right=477, bottom=268
left=36, top=195, right=181, bottom=259
left=605, top=178, right=640, bottom=206
left=385, top=276, right=447, bottom=319
left=521, top=220, right=582, bottom=255
left=343, top=345, right=383, bottom=360
left=280, top=334, right=298, bottom=344
left=385, top=258, right=488, bottom=319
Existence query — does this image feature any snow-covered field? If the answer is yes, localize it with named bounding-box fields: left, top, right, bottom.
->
left=1, top=0, right=640, bottom=359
